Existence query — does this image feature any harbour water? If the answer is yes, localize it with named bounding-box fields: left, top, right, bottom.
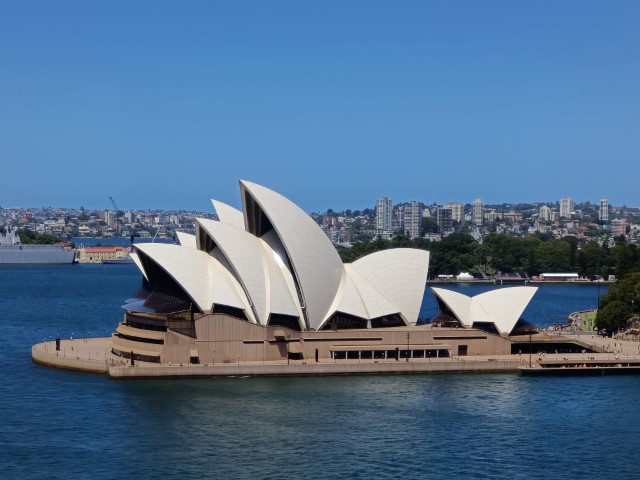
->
left=3, top=265, right=640, bottom=479
left=70, top=236, right=174, bottom=247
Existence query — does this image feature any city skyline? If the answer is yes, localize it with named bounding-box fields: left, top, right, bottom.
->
left=0, top=194, right=635, bottom=214
left=1, top=2, right=639, bottom=211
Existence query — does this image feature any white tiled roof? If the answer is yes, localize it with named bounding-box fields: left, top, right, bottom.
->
left=129, top=181, right=431, bottom=332
left=432, top=286, right=537, bottom=334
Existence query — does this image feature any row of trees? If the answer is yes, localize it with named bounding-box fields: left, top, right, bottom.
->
left=338, top=233, right=640, bottom=279
left=17, top=229, right=63, bottom=245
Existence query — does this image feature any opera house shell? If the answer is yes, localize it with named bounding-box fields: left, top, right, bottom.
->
left=431, top=287, right=538, bottom=335
left=110, top=181, right=527, bottom=366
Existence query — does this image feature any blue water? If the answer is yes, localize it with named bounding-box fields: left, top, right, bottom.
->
left=3, top=265, right=639, bottom=480
left=70, top=237, right=174, bottom=247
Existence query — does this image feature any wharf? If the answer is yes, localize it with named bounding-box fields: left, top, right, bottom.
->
left=520, top=331, right=640, bottom=375
left=521, top=361, right=640, bottom=376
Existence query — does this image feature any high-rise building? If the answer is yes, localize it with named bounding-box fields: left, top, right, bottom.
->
left=484, top=209, right=499, bottom=223
left=611, top=218, right=627, bottom=236
left=392, top=204, right=403, bottom=231
left=375, top=197, right=393, bottom=231
left=436, top=208, right=453, bottom=234
left=539, top=205, right=552, bottom=221
left=473, top=199, right=483, bottom=226
left=444, top=202, right=464, bottom=223
left=559, top=198, right=575, bottom=218
left=599, top=198, right=609, bottom=222
left=403, top=201, right=422, bottom=238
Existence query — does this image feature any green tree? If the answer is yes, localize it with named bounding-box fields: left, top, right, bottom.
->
left=37, top=233, right=62, bottom=244
left=562, top=236, right=578, bottom=270
left=421, top=217, right=438, bottom=234
left=612, top=238, right=633, bottom=279
left=484, top=233, right=516, bottom=271
left=535, top=239, right=571, bottom=272
left=429, top=233, right=476, bottom=276
left=17, top=229, right=62, bottom=245
left=596, top=301, right=632, bottom=334
left=521, top=236, right=542, bottom=276
left=476, top=244, right=490, bottom=273
left=577, top=241, right=608, bottom=277
left=596, top=272, right=640, bottom=333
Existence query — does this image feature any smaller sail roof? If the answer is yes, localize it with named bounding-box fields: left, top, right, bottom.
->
left=431, top=286, right=538, bottom=335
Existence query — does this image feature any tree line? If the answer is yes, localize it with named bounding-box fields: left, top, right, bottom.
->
left=17, top=229, right=64, bottom=245
left=338, top=233, right=640, bottom=279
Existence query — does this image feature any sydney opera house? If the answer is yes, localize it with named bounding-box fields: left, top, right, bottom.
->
left=105, top=180, right=538, bottom=369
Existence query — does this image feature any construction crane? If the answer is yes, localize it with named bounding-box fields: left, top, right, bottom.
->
left=108, top=196, right=123, bottom=235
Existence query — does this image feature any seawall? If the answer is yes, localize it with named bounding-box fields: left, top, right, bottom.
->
left=32, top=338, right=112, bottom=374
left=108, top=358, right=522, bottom=378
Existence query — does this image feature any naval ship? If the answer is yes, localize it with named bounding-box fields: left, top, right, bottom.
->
left=0, top=226, right=76, bottom=264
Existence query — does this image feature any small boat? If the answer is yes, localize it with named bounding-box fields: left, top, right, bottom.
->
left=102, top=255, right=135, bottom=265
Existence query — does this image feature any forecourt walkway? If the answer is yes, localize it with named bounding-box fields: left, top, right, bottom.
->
left=33, top=334, right=640, bottom=378
left=562, top=332, right=640, bottom=359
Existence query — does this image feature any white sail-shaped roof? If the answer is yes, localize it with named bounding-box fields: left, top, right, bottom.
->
left=350, top=249, right=430, bottom=325
left=129, top=252, right=148, bottom=281
left=472, top=287, right=537, bottom=334
left=240, top=180, right=344, bottom=330
left=320, top=269, right=370, bottom=324
left=175, top=232, right=197, bottom=248
left=261, top=242, right=305, bottom=327
left=346, top=266, right=401, bottom=319
left=211, top=199, right=245, bottom=230
left=134, top=243, right=255, bottom=322
left=196, top=218, right=302, bottom=326
left=431, top=286, right=537, bottom=335
left=318, top=265, right=407, bottom=329
left=430, top=288, right=474, bottom=327
left=126, top=181, right=432, bottom=333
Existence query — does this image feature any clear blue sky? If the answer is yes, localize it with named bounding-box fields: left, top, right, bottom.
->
left=1, top=1, right=638, bottom=212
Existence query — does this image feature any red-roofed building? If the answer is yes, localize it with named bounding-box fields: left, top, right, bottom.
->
left=78, top=246, right=130, bottom=263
